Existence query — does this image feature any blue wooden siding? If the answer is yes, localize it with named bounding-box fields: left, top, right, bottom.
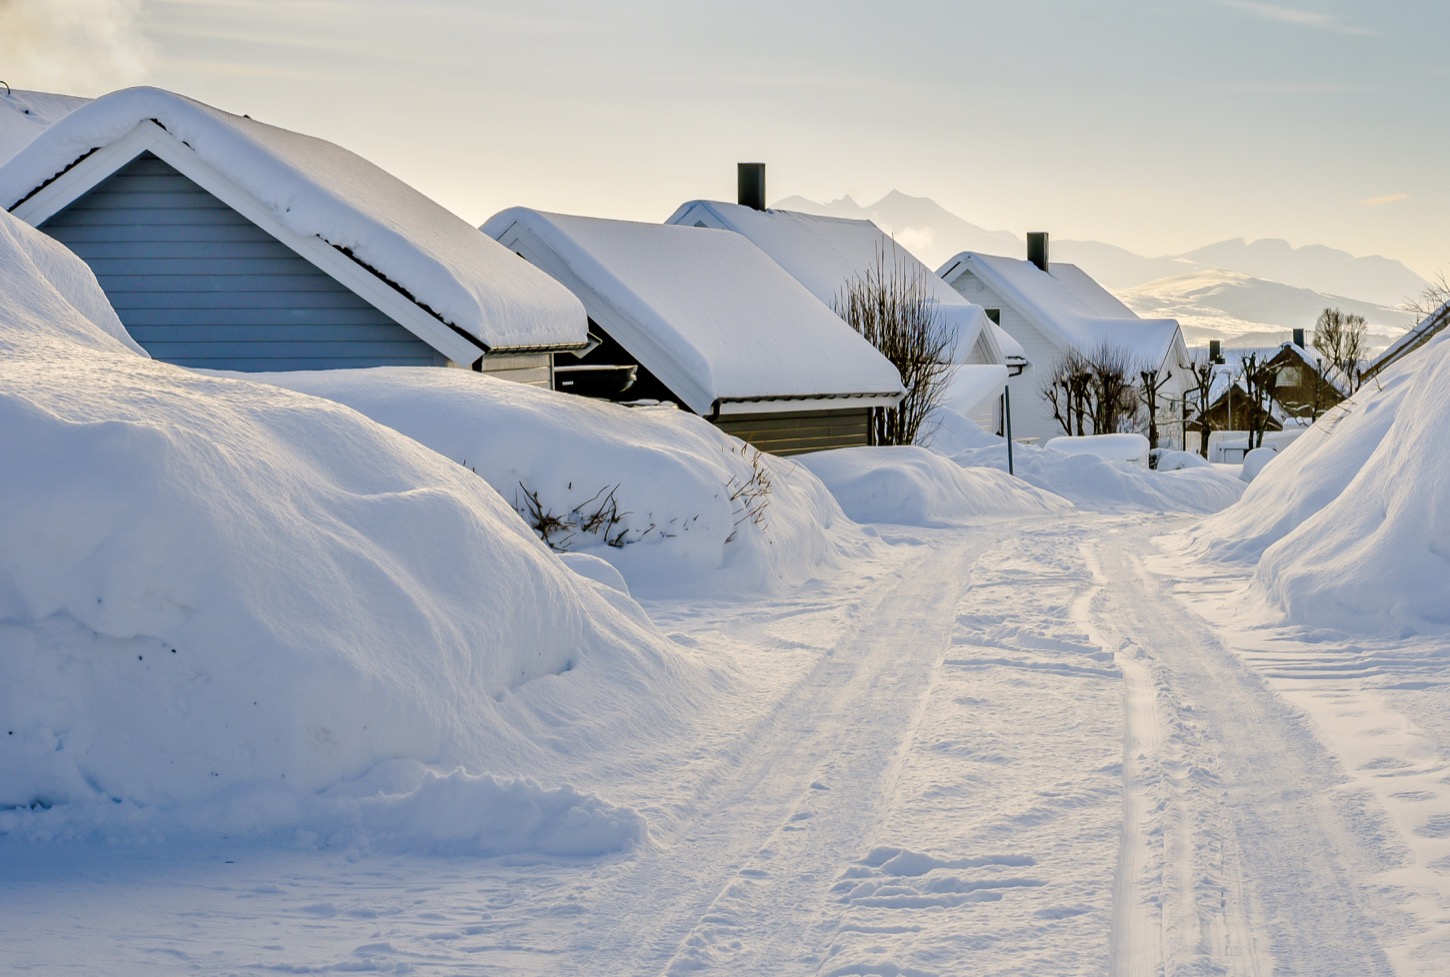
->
left=39, top=152, right=449, bottom=371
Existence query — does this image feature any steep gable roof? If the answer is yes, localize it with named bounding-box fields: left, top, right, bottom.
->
left=483, top=207, right=904, bottom=415
left=666, top=199, right=1010, bottom=367
left=0, top=87, right=587, bottom=363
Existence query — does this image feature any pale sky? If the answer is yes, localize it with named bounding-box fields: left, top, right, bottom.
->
left=3, top=0, right=1445, bottom=277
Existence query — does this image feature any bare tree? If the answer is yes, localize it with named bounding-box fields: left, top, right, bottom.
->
left=1043, top=347, right=1093, bottom=436
left=1042, top=342, right=1141, bottom=436
left=1138, top=364, right=1175, bottom=453
left=837, top=246, right=955, bottom=446
left=1186, top=353, right=1216, bottom=457
left=1313, top=307, right=1367, bottom=393
left=1239, top=351, right=1279, bottom=450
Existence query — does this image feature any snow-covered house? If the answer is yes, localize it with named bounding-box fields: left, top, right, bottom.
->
left=938, top=236, right=1190, bottom=445
left=0, top=87, right=587, bottom=380
left=482, top=207, right=905, bottom=454
left=666, top=170, right=1019, bottom=429
left=1192, top=339, right=1347, bottom=435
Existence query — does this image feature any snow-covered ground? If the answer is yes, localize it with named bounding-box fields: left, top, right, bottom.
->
left=4, top=202, right=1448, bottom=975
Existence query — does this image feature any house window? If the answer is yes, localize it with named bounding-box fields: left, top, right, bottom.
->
left=985, top=309, right=1001, bottom=325
left=1278, top=366, right=1301, bottom=387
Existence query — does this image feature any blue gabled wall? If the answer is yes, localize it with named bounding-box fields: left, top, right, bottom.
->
left=39, top=152, right=448, bottom=370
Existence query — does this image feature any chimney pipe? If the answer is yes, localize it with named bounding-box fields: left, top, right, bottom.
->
left=1027, top=232, right=1049, bottom=273
left=1209, top=339, right=1223, bottom=364
left=738, top=162, right=766, bottom=211
left=1292, top=327, right=1306, bottom=348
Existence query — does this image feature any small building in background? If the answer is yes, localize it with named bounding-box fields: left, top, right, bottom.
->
left=482, top=207, right=904, bottom=455
left=1190, top=338, right=1348, bottom=437
left=0, top=87, right=588, bottom=380
left=939, top=236, right=1190, bottom=446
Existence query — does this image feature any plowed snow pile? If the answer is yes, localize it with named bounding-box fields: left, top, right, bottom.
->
left=1190, top=335, right=1450, bottom=634
left=0, top=212, right=705, bottom=850
left=237, top=368, right=864, bottom=598
left=798, top=444, right=1071, bottom=526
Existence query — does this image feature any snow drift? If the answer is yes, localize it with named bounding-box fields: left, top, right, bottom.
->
left=798, top=445, right=1070, bottom=527
left=236, top=367, right=865, bottom=598
left=0, top=210, right=699, bottom=850
left=1190, top=334, right=1450, bottom=634
left=927, top=410, right=1244, bottom=515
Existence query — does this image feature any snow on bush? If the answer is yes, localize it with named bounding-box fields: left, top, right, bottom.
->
left=1191, top=335, right=1450, bottom=634
left=241, top=368, right=865, bottom=598
left=927, top=410, right=1244, bottom=515
left=798, top=445, right=1070, bottom=527
left=0, top=212, right=703, bottom=850
left=1240, top=446, right=1277, bottom=483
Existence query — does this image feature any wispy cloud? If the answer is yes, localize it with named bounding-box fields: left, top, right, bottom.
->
left=1360, top=193, right=1410, bottom=208
left=1209, top=82, right=1373, bottom=94
left=1216, top=0, right=1376, bottom=36
left=0, top=0, right=152, bottom=92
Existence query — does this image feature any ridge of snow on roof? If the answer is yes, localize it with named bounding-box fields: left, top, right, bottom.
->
left=1370, top=298, right=1450, bottom=376
left=943, top=252, right=1182, bottom=367
left=666, top=200, right=994, bottom=366
left=0, top=87, right=586, bottom=352
left=482, top=208, right=903, bottom=414
left=0, top=89, right=89, bottom=166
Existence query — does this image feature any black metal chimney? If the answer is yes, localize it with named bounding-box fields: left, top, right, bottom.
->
left=1292, top=327, right=1306, bottom=348
left=738, top=162, right=766, bottom=211
left=1027, top=232, right=1049, bottom=272
left=1209, top=339, right=1223, bottom=364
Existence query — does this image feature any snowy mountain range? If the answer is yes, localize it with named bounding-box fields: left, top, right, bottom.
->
left=775, top=191, right=1425, bottom=352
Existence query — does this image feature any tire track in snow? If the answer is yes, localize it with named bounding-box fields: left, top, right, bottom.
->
left=1090, top=523, right=1398, bottom=977
left=572, top=530, right=1003, bottom=975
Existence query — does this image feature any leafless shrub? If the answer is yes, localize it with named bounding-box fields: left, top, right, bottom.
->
left=724, top=443, right=772, bottom=544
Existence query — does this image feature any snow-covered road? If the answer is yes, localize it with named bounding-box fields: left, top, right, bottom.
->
left=4, top=513, right=1444, bottom=975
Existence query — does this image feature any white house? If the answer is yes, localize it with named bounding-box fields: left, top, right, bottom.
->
left=939, top=235, right=1191, bottom=445
left=0, top=87, right=588, bottom=380
left=666, top=168, right=1020, bottom=428
left=482, top=207, right=905, bottom=454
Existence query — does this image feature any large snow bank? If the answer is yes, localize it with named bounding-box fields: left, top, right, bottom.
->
left=482, top=208, right=902, bottom=413
left=929, top=411, right=1243, bottom=515
left=0, top=211, right=699, bottom=849
left=232, top=368, right=865, bottom=599
left=1189, top=335, right=1450, bottom=634
left=798, top=446, right=1070, bottom=527
left=0, top=87, right=585, bottom=351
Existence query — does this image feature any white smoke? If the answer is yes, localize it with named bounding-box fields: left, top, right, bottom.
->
left=0, top=0, right=152, bottom=93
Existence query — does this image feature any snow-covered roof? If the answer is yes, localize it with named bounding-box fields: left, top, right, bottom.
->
left=939, top=252, right=1184, bottom=370
left=482, top=207, right=904, bottom=415
left=0, top=88, right=88, bottom=165
left=0, top=87, right=587, bottom=358
left=666, top=200, right=1004, bottom=367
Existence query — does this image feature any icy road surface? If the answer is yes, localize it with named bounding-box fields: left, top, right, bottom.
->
left=4, top=513, right=1447, bottom=975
